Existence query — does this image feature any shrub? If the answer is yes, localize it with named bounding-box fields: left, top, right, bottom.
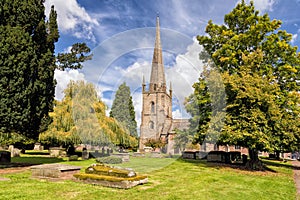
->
left=96, top=156, right=122, bottom=164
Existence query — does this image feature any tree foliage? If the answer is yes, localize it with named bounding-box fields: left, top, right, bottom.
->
left=143, top=138, right=166, bottom=150
left=109, top=82, right=138, bottom=138
left=39, top=81, right=138, bottom=148
left=0, top=1, right=92, bottom=140
left=187, top=0, right=300, bottom=168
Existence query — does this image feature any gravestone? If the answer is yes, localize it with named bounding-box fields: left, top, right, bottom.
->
left=0, top=151, right=11, bottom=163
left=49, top=147, right=66, bottom=157
left=8, top=145, right=20, bottom=157
left=112, top=153, right=130, bottom=162
left=82, top=149, right=89, bottom=160
left=11, top=148, right=20, bottom=157
left=34, top=143, right=44, bottom=151
left=182, top=151, right=196, bottom=159
left=132, top=152, right=145, bottom=157
left=207, top=151, right=227, bottom=163
left=150, top=152, right=162, bottom=158
left=31, top=163, right=81, bottom=180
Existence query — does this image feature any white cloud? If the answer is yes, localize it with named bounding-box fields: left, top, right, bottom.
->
left=291, top=33, right=298, bottom=44
left=166, top=38, right=204, bottom=108
left=245, top=0, right=276, bottom=12
left=44, top=0, right=99, bottom=42
left=172, top=109, right=184, bottom=119
left=99, top=38, right=203, bottom=126
left=80, top=27, right=204, bottom=125
left=54, top=69, right=86, bottom=100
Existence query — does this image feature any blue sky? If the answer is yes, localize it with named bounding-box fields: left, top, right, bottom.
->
left=44, top=0, right=300, bottom=125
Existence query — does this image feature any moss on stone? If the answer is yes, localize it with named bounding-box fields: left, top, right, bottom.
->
left=74, top=173, right=147, bottom=182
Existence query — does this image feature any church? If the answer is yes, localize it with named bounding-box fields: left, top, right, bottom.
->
left=139, top=16, right=189, bottom=154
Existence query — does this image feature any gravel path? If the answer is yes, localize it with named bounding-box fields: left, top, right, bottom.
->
left=292, top=161, right=300, bottom=200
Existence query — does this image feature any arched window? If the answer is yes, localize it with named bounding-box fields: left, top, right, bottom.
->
left=151, top=101, right=155, bottom=113
left=154, top=84, right=157, bottom=91
left=149, top=121, right=154, bottom=129
left=161, top=95, right=165, bottom=106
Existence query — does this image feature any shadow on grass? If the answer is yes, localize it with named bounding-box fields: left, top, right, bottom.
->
left=0, top=157, right=65, bottom=169
left=24, top=151, right=50, bottom=156
left=262, top=159, right=300, bottom=170
left=177, top=157, right=298, bottom=173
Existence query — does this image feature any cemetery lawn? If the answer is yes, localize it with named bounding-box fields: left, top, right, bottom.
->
left=0, top=156, right=296, bottom=200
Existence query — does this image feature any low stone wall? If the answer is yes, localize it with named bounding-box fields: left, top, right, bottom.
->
left=182, top=151, right=207, bottom=160
left=207, top=151, right=243, bottom=164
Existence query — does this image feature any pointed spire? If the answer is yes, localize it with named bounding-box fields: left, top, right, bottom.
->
left=142, top=75, right=146, bottom=92
left=149, top=15, right=166, bottom=92
left=169, top=81, right=172, bottom=98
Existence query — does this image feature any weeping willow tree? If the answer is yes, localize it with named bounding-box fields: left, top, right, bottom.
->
left=39, top=80, right=138, bottom=148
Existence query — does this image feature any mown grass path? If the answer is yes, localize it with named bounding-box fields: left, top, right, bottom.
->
left=292, top=161, right=300, bottom=200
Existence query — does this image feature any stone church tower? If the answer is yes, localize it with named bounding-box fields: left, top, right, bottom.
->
left=139, top=16, right=174, bottom=152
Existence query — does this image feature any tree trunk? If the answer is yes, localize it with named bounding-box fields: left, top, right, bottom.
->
left=245, top=148, right=265, bottom=170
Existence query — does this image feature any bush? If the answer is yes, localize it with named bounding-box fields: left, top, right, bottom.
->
left=96, top=156, right=122, bottom=164
left=69, top=155, right=79, bottom=161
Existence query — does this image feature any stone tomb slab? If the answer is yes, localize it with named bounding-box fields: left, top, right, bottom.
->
left=31, top=163, right=81, bottom=180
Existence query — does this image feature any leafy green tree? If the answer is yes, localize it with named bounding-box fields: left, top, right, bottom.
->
left=39, top=81, right=138, bottom=148
left=192, top=0, right=300, bottom=169
left=174, top=129, right=194, bottom=152
left=109, top=82, right=138, bottom=138
left=143, top=138, right=166, bottom=151
left=185, top=65, right=225, bottom=146
left=0, top=1, right=91, bottom=140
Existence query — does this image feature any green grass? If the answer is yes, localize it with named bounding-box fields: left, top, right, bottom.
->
left=0, top=156, right=296, bottom=200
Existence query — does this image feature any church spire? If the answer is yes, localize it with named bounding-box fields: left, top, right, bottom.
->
left=149, top=15, right=166, bottom=92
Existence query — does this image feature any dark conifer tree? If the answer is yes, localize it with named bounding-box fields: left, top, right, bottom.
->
left=110, top=83, right=138, bottom=138
left=0, top=1, right=91, bottom=139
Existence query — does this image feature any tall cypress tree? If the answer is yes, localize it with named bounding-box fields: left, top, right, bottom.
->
left=0, top=1, right=91, bottom=140
left=0, top=0, right=53, bottom=139
left=110, top=83, right=138, bottom=138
